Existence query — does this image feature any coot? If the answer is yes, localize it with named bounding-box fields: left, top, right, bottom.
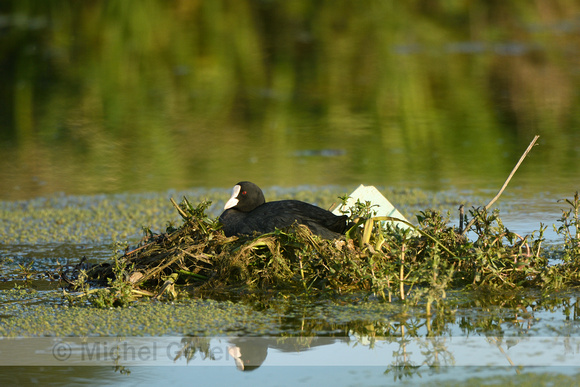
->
left=219, top=181, right=348, bottom=239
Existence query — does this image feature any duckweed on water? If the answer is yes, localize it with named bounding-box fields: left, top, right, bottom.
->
left=0, top=298, right=281, bottom=337
left=1, top=289, right=577, bottom=341
left=0, top=186, right=468, bottom=244
left=63, top=192, right=580, bottom=309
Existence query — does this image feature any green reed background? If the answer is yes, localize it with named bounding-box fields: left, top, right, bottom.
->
left=1, top=0, right=579, bottom=199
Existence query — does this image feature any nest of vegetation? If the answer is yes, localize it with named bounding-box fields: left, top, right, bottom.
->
left=63, top=191, right=580, bottom=307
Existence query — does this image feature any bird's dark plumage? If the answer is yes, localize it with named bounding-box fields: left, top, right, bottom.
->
left=219, top=181, right=348, bottom=239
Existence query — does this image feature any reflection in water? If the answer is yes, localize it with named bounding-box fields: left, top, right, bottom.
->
left=227, top=338, right=268, bottom=371
left=0, top=1, right=580, bottom=200
left=225, top=336, right=351, bottom=371
left=0, top=292, right=578, bottom=384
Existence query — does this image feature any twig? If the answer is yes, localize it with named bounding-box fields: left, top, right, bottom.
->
left=179, top=248, right=213, bottom=265
left=461, top=135, right=540, bottom=236
left=124, top=241, right=156, bottom=257
left=132, top=288, right=155, bottom=297
left=135, top=252, right=182, bottom=285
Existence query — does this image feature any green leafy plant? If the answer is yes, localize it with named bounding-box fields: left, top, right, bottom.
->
left=554, top=191, right=580, bottom=264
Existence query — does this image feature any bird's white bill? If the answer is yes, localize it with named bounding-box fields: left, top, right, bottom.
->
left=224, top=184, right=241, bottom=209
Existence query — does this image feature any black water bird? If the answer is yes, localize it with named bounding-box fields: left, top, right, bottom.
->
left=219, top=181, right=348, bottom=239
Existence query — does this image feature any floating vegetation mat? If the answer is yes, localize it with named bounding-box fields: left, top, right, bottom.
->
left=63, top=192, right=580, bottom=308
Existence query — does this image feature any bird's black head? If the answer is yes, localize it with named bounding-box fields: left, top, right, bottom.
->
left=223, top=181, right=266, bottom=212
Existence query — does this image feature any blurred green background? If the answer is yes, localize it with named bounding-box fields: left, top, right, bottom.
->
left=1, top=0, right=579, bottom=200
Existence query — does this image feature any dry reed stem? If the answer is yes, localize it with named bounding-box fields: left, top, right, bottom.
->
left=461, top=135, right=539, bottom=236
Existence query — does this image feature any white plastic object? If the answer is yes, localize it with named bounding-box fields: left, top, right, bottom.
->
left=332, top=184, right=411, bottom=230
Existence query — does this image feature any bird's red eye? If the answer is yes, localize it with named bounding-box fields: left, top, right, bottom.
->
left=241, top=191, right=247, bottom=195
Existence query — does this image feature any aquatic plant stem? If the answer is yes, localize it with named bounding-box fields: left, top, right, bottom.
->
left=461, top=135, right=540, bottom=236
left=299, top=255, right=306, bottom=291
left=400, top=244, right=406, bottom=300
left=170, top=197, right=189, bottom=220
